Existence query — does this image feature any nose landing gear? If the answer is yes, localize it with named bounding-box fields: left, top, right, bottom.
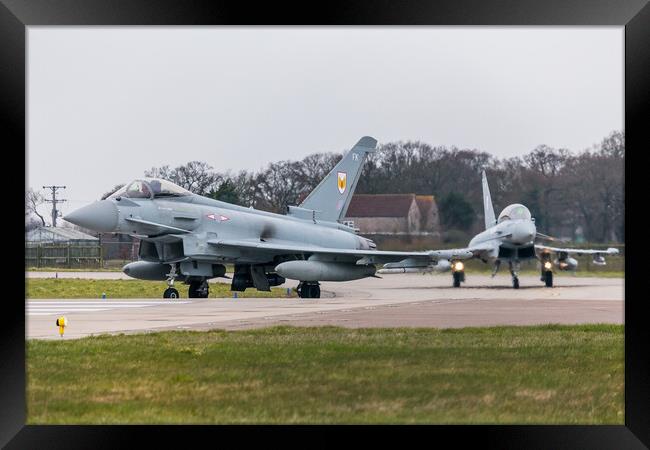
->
left=163, top=264, right=180, bottom=299
left=509, top=261, right=520, bottom=289
left=163, top=287, right=180, bottom=298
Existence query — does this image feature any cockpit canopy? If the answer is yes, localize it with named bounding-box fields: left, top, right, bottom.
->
left=497, top=204, right=532, bottom=223
left=108, top=178, right=192, bottom=200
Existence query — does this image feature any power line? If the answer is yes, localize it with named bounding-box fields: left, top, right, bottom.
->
left=43, top=185, right=66, bottom=227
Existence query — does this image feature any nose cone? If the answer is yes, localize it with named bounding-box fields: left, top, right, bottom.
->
left=510, top=221, right=536, bottom=244
left=64, top=200, right=118, bottom=232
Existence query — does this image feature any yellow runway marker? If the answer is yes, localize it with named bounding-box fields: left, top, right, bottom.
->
left=55, top=316, right=67, bottom=337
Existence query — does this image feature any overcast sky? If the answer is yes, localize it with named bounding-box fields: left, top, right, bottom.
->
left=27, top=26, right=623, bottom=218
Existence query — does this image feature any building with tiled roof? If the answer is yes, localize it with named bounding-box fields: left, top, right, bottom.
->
left=344, top=194, right=440, bottom=235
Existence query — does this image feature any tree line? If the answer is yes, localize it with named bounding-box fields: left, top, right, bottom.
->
left=135, top=130, right=623, bottom=243
left=27, top=130, right=622, bottom=244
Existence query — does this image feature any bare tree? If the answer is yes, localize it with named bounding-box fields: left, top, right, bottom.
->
left=144, top=165, right=173, bottom=180
left=101, top=183, right=126, bottom=200
left=26, top=188, right=47, bottom=227
left=134, top=129, right=623, bottom=244
left=145, top=161, right=220, bottom=196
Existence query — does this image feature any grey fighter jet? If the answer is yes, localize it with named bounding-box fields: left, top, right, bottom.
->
left=64, top=137, right=471, bottom=299
left=379, top=171, right=619, bottom=288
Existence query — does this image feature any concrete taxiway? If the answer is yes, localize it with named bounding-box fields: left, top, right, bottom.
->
left=26, top=273, right=624, bottom=340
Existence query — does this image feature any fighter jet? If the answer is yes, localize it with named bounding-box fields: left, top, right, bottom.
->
left=64, top=137, right=471, bottom=299
left=379, top=170, right=619, bottom=288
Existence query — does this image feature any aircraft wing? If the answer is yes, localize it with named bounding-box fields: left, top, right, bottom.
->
left=207, top=238, right=473, bottom=265
left=466, top=242, right=499, bottom=258
left=431, top=242, right=498, bottom=260
left=382, top=242, right=497, bottom=270
left=535, top=245, right=620, bottom=256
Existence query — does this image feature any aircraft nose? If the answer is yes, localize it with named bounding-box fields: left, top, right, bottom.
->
left=63, top=200, right=118, bottom=232
left=511, top=222, right=535, bottom=244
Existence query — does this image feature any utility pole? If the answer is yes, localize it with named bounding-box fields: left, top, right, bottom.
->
left=43, top=185, right=66, bottom=227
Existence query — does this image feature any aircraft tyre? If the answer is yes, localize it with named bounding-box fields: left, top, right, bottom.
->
left=189, top=281, right=209, bottom=298
left=298, top=282, right=320, bottom=299
left=512, top=277, right=520, bottom=289
left=544, top=271, right=553, bottom=288
left=453, top=271, right=463, bottom=288
left=163, top=287, right=180, bottom=299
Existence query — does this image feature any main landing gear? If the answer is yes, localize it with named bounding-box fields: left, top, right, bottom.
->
left=188, top=280, right=210, bottom=298
left=509, top=261, right=520, bottom=289
left=297, top=281, right=321, bottom=299
left=451, top=261, right=465, bottom=288
left=541, top=260, right=554, bottom=287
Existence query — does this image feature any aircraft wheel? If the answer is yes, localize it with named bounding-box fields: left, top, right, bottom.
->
left=544, top=271, right=553, bottom=288
left=512, top=277, right=520, bottom=289
left=298, top=283, right=319, bottom=299
left=163, top=287, right=180, bottom=299
left=453, top=271, right=462, bottom=288
left=189, top=282, right=209, bottom=298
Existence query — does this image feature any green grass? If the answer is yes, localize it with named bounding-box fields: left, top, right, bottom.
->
left=26, top=279, right=295, bottom=299
left=26, top=267, right=123, bottom=272
left=27, top=324, right=624, bottom=424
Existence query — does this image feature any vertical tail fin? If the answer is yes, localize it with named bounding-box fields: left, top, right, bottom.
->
left=482, top=170, right=496, bottom=229
left=299, top=136, right=377, bottom=222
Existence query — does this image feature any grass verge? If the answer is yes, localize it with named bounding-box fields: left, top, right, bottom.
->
left=26, top=278, right=295, bottom=299
left=26, top=267, right=123, bottom=272
left=27, top=324, right=623, bottom=424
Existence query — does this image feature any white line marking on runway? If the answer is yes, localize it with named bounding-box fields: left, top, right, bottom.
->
left=26, top=300, right=192, bottom=316
left=26, top=305, right=176, bottom=309
left=29, top=312, right=79, bottom=316
left=27, top=301, right=192, bottom=305
left=26, top=308, right=111, bottom=312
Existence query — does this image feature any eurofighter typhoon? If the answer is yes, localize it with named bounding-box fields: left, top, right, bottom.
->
left=380, top=171, right=619, bottom=288
left=64, top=137, right=470, bottom=298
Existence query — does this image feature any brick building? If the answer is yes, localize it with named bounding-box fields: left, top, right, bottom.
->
left=344, top=194, right=440, bottom=235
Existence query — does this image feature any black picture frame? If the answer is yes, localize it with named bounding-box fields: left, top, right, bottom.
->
left=4, top=0, right=648, bottom=448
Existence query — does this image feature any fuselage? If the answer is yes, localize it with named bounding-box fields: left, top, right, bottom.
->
left=468, top=204, right=538, bottom=264
left=66, top=192, right=374, bottom=265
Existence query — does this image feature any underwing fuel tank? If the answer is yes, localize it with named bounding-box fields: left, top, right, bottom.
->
left=557, top=257, right=579, bottom=271
left=123, top=261, right=171, bottom=280
left=275, top=260, right=376, bottom=282
left=377, top=259, right=451, bottom=274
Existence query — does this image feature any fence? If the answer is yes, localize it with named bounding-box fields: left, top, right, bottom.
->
left=25, top=242, right=102, bottom=269
left=25, top=240, right=144, bottom=269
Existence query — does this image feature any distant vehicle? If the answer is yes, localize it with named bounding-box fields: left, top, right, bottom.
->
left=379, top=171, right=619, bottom=288
left=64, top=137, right=470, bottom=299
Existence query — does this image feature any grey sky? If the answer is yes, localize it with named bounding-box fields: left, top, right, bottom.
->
left=27, top=27, right=623, bottom=218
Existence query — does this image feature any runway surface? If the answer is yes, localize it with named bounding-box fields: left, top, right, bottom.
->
left=25, top=272, right=624, bottom=339
left=26, top=273, right=624, bottom=340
